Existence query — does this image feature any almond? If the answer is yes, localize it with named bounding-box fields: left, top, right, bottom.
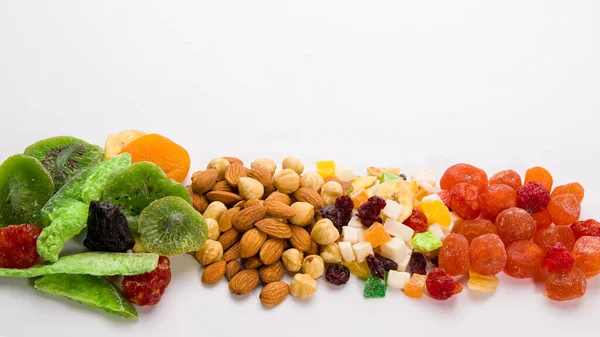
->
left=191, top=169, right=218, bottom=194
left=289, top=225, right=312, bottom=252
left=242, top=256, right=263, bottom=269
left=224, top=157, right=244, bottom=165
left=293, top=187, right=325, bottom=210
left=201, top=260, right=226, bottom=284
left=247, top=166, right=273, bottom=187
left=218, top=228, right=240, bottom=250
left=234, top=200, right=245, bottom=208
left=223, top=242, right=241, bottom=262
left=259, top=261, right=285, bottom=283
left=225, top=260, right=242, bottom=280
left=224, top=162, right=249, bottom=188
left=219, top=207, right=240, bottom=232
left=211, top=180, right=235, bottom=193
left=255, top=219, right=292, bottom=239
left=264, top=200, right=296, bottom=218
left=244, top=199, right=263, bottom=208
left=206, top=191, right=242, bottom=205
left=228, top=269, right=259, bottom=295
left=306, top=240, right=320, bottom=255
left=240, top=228, right=267, bottom=258
left=265, top=191, right=292, bottom=205
left=232, top=205, right=267, bottom=233
left=259, top=238, right=284, bottom=265
left=260, top=281, right=289, bottom=307
left=187, top=185, right=208, bottom=213
left=263, top=184, right=277, bottom=200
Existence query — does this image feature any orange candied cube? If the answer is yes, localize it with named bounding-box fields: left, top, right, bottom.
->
left=404, top=274, right=427, bottom=299
left=362, top=222, right=392, bottom=248
left=350, top=188, right=369, bottom=209
left=316, top=160, right=336, bottom=179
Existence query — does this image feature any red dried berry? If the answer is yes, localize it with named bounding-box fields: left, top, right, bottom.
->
left=325, top=264, right=350, bottom=286
left=0, top=224, right=42, bottom=269
left=450, top=183, right=481, bottom=220
left=544, top=243, right=575, bottom=272
left=335, top=195, right=354, bottom=214
left=426, top=268, right=463, bottom=300
left=357, top=196, right=386, bottom=228
left=375, top=253, right=399, bottom=271
left=365, top=254, right=385, bottom=279
left=403, top=209, right=428, bottom=232
left=122, top=256, right=171, bottom=306
left=408, top=252, right=427, bottom=275
left=571, top=219, right=600, bottom=240
left=517, top=181, right=551, bottom=213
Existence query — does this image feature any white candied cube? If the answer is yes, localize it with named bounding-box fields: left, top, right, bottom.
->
left=352, top=241, right=374, bottom=263
left=397, top=254, right=411, bottom=272
left=428, top=223, right=446, bottom=240
left=421, top=193, right=442, bottom=203
left=339, top=241, right=355, bottom=262
left=404, top=244, right=413, bottom=255
left=342, top=226, right=360, bottom=244
left=441, top=222, right=454, bottom=235
left=418, top=180, right=441, bottom=194
left=450, top=212, right=462, bottom=224
left=335, top=167, right=356, bottom=182
left=383, top=218, right=414, bottom=242
left=387, top=270, right=411, bottom=290
left=411, top=169, right=437, bottom=186
left=381, top=200, right=404, bottom=221
left=347, top=216, right=364, bottom=229
left=380, top=238, right=407, bottom=263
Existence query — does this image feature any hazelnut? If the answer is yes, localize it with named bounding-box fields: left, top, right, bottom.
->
left=320, top=243, right=342, bottom=264
left=288, top=202, right=314, bottom=227
left=251, top=158, right=277, bottom=177
left=195, top=240, right=223, bottom=266
left=289, top=273, right=317, bottom=299
left=206, top=218, right=220, bottom=241
left=300, top=172, right=324, bottom=193
left=238, top=177, right=264, bottom=200
left=321, top=181, right=343, bottom=205
left=203, top=201, right=227, bottom=221
left=282, top=156, right=304, bottom=175
left=281, top=248, right=303, bottom=272
left=310, top=218, right=340, bottom=245
left=302, top=255, right=325, bottom=279
left=207, top=158, right=230, bottom=181
left=273, top=169, right=300, bottom=194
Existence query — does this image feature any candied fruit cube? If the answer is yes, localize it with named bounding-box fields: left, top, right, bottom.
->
left=411, top=169, right=437, bottom=187
left=380, top=237, right=407, bottom=264
left=387, top=270, right=411, bottom=290
left=342, top=260, right=371, bottom=280
left=352, top=241, right=374, bottom=263
left=364, top=273, right=387, bottom=298
left=335, top=167, right=356, bottom=182
left=398, top=254, right=411, bottom=272
left=411, top=231, right=442, bottom=252
left=428, top=224, right=445, bottom=241
left=380, top=172, right=401, bottom=183
left=403, top=274, right=427, bottom=299
left=467, top=269, right=499, bottom=292
left=383, top=218, right=414, bottom=241
left=316, top=160, right=336, bottom=179
left=381, top=200, right=404, bottom=221
left=362, top=222, right=392, bottom=248
left=350, top=189, right=370, bottom=209
left=421, top=199, right=451, bottom=227
left=339, top=241, right=355, bottom=262
left=347, top=216, right=364, bottom=229
left=342, top=226, right=361, bottom=244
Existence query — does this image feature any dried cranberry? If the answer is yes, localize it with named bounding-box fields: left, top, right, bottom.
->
left=0, top=224, right=42, bottom=269
left=408, top=252, right=427, bottom=275
left=403, top=209, right=428, bottom=232
left=325, top=264, right=350, bottom=285
left=426, top=268, right=462, bottom=300
left=357, top=196, right=386, bottom=228
left=517, top=181, right=551, bottom=213
left=371, top=196, right=386, bottom=209
left=375, top=253, right=398, bottom=271
left=335, top=195, right=354, bottom=214
left=366, top=254, right=385, bottom=279
left=399, top=174, right=407, bottom=180
left=571, top=219, right=600, bottom=240
left=544, top=243, right=575, bottom=272
left=122, top=256, right=171, bottom=306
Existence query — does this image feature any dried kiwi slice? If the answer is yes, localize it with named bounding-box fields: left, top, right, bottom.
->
left=24, top=136, right=104, bottom=192
left=138, top=196, right=207, bottom=256
left=0, top=154, right=54, bottom=227
left=101, top=162, right=192, bottom=231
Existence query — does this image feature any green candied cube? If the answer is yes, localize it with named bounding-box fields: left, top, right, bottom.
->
left=411, top=231, right=443, bottom=252
left=364, top=273, right=387, bottom=298
left=380, top=172, right=401, bottom=183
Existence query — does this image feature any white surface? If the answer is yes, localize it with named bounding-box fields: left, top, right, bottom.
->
left=1, top=1, right=600, bottom=336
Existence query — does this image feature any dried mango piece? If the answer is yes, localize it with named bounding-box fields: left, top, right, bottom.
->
left=316, top=160, right=336, bottom=179
left=421, top=199, right=451, bottom=226
left=341, top=261, right=371, bottom=280
left=467, top=269, right=499, bottom=292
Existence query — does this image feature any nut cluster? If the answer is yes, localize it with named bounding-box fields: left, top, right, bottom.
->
left=189, top=156, right=352, bottom=307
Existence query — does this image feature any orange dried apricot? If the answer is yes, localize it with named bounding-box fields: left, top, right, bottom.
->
left=552, top=182, right=584, bottom=204
left=547, top=194, right=581, bottom=226
left=524, top=166, right=553, bottom=192
left=489, top=169, right=522, bottom=190
left=120, top=134, right=190, bottom=183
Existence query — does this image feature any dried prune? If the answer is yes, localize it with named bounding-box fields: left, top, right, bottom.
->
left=83, top=201, right=135, bottom=252
left=122, top=256, right=171, bottom=306
left=325, top=264, right=350, bottom=285
left=0, top=224, right=42, bottom=269
left=366, top=254, right=385, bottom=279
left=517, top=181, right=551, bottom=213
left=408, top=252, right=427, bottom=275
left=426, top=268, right=462, bottom=300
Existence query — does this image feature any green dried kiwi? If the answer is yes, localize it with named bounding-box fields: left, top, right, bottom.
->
left=24, top=136, right=104, bottom=192
left=0, top=154, right=54, bottom=227
left=139, top=196, right=207, bottom=256
left=34, top=274, right=138, bottom=320
left=101, top=162, right=192, bottom=231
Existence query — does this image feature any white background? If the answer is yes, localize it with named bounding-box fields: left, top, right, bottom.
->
left=1, top=1, right=600, bottom=336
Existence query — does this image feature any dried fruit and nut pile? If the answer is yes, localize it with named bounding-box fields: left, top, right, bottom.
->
left=0, top=130, right=598, bottom=319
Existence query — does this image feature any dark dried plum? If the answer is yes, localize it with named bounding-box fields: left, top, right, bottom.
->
left=84, top=201, right=135, bottom=252
left=325, top=264, right=350, bottom=285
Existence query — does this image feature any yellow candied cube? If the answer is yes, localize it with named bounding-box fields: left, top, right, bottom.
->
left=421, top=199, right=451, bottom=226
left=316, top=160, right=336, bottom=179
left=341, top=261, right=371, bottom=280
